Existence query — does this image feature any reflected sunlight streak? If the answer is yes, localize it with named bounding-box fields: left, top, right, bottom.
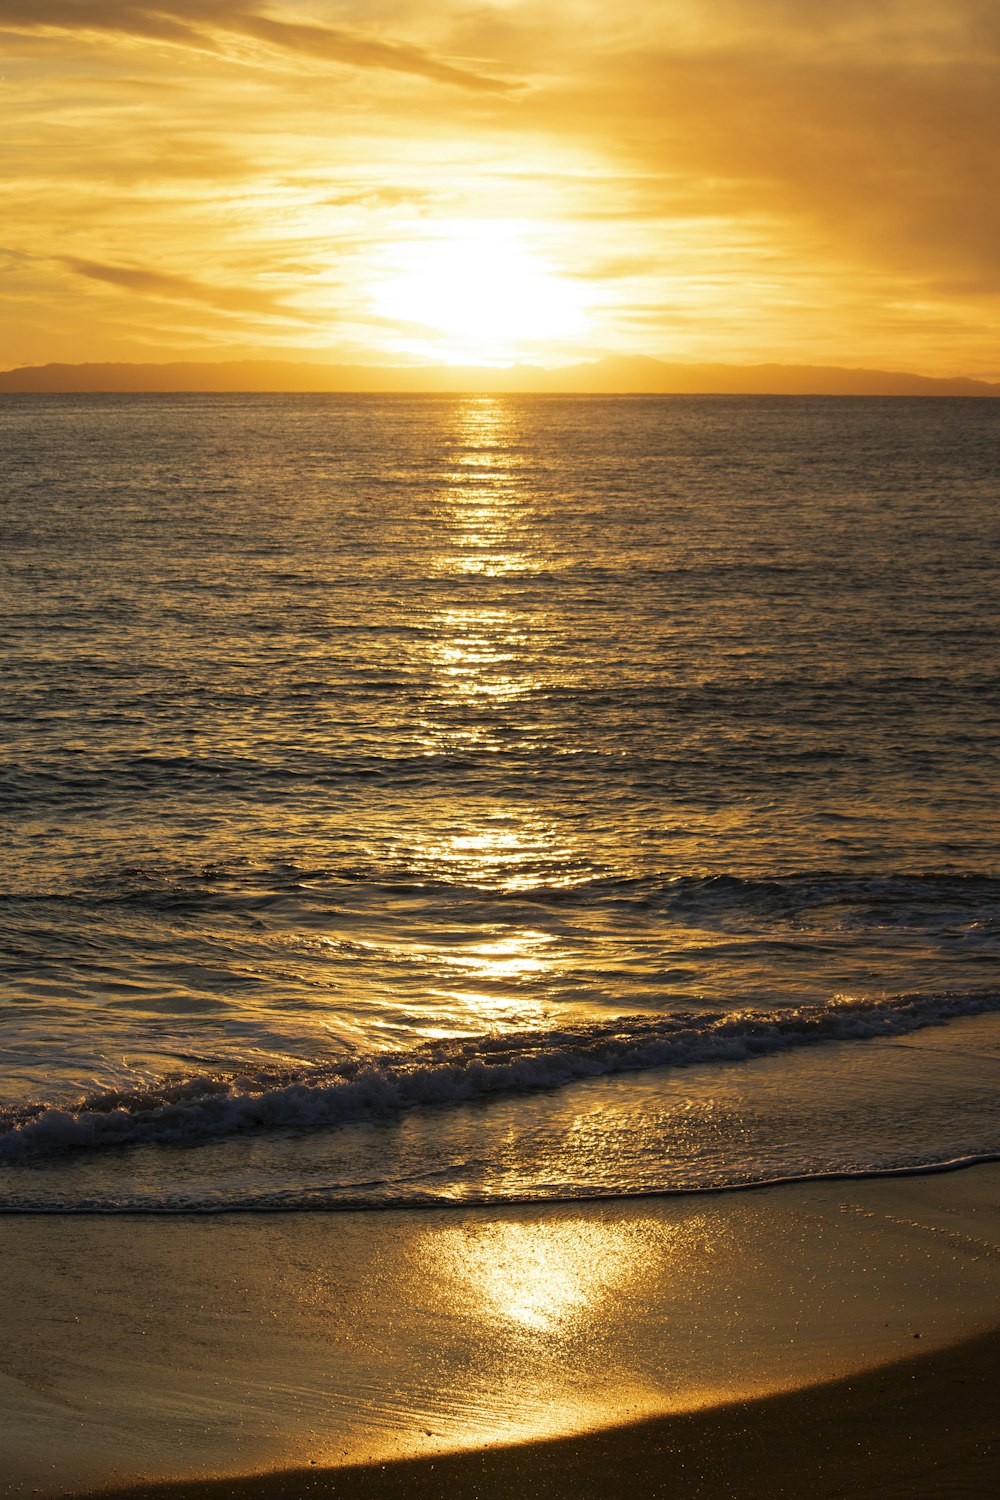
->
left=426, top=1219, right=653, bottom=1335
left=349, top=399, right=587, bottom=1036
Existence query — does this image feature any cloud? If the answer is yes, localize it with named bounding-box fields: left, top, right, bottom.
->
left=0, top=2, right=209, bottom=48
left=224, top=10, right=513, bottom=91
left=0, top=1, right=514, bottom=91
left=0, top=246, right=37, bottom=272
left=59, top=255, right=299, bottom=316
left=318, top=185, right=435, bottom=209
left=518, top=20, right=1000, bottom=295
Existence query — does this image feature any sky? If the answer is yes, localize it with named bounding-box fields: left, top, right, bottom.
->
left=2, top=0, right=999, bottom=374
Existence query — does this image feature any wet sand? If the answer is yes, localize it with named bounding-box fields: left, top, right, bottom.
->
left=2, top=1165, right=998, bottom=1498
left=78, top=1327, right=1000, bottom=1499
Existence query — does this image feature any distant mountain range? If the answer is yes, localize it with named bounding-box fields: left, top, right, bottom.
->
left=1, top=354, right=997, bottom=395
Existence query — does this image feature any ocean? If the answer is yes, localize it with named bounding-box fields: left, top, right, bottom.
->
left=1, top=392, right=998, bottom=1213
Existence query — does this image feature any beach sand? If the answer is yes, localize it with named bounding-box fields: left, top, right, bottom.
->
left=2, top=1165, right=998, bottom=1498
left=77, top=1329, right=1000, bottom=1500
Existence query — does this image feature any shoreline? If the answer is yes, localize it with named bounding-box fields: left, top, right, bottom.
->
left=75, top=1327, right=1000, bottom=1499
left=4, top=1144, right=1000, bottom=1217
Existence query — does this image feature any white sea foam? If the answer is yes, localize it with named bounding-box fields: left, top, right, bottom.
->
left=2, top=987, right=997, bottom=1162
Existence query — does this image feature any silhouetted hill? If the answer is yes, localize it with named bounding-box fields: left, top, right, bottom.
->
left=1, top=356, right=997, bottom=395
left=572, top=356, right=1000, bottom=396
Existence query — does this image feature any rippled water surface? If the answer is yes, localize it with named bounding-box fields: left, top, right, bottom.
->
left=1, top=393, right=997, bottom=1207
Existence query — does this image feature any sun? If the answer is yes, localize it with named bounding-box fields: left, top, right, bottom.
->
left=371, top=220, right=588, bottom=364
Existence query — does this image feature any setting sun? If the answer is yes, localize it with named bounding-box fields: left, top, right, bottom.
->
left=371, top=222, right=588, bottom=363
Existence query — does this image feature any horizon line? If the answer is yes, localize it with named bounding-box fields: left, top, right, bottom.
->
left=2, top=354, right=999, bottom=397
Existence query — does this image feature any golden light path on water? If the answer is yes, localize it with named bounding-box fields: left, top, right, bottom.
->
left=428, top=403, right=537, bottom=736
left=365, top=398, right=581, bottom=1040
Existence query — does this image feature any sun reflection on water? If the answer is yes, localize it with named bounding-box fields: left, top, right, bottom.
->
left=416, top=819, right=582, bottom=892
left=428, top=928, right=557, bottom=1028
left=307, top=399, right=596, bottom=1040
left=450, top=932, right=553, bottom=981
left=430, top=609, right=526, bottom=699
left=395, top=397, right=588, bottom=1031
left=436, top=398, right=536, bottom=577
left=385, top=787, right=595, bottom=1027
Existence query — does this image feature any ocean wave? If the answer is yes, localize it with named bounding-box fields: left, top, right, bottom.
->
left=1, top=987, right=998, bottom=1163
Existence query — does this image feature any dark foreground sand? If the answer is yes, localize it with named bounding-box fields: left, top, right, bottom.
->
left=80, top=1329, right=999, bottom=1500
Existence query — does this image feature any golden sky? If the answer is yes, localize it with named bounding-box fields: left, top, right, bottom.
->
left=3, top=1, right=999, bottom=374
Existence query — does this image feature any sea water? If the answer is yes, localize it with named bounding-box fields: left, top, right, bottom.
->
left=0, top=392, right=997, bottom=1212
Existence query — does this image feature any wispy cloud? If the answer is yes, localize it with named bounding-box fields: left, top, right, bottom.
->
left=59, top=255, right=299, bottom=316
left=0, top=1, right=208, bottom=48
left=0, top=1, right=515, bottom=91
left=0, top=246, right=37, bottom=272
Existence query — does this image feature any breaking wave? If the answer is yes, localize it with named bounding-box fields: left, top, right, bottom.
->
left=2, top=987, right=998, bottom=1163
